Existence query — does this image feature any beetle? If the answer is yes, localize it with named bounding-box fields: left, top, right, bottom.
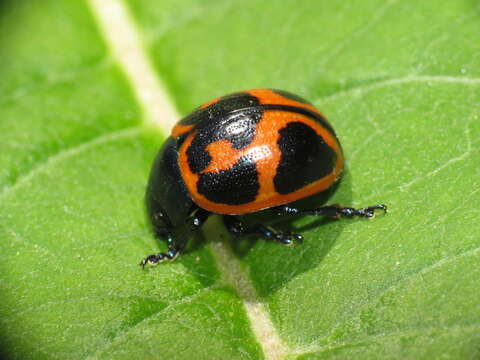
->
left=141, top=89, right=386, bottom=267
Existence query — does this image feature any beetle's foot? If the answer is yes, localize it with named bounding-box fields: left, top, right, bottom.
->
left=140, top=249, right=178, bottom=269
left=223, top=216, right=303, bottom=246
left=277, top=231, right=304, bottom=246
left=226, top=222, right=246, bottom=237
left=261, top=227, right=303, bottom=246
left=337, top=204, right=387, bottom=219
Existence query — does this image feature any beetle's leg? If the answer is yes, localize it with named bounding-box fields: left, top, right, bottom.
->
left=140, top=208, right=211, bottom=268
left=223, top=215, right=303, bottom=246
left=185, top=208, right=211, bottom=231
left=165, top=208, right=211, bottom=259
left=151, top=208, right=174, bottom=239
left=140, top=244, right=181, bottom=269
left=273, top=204, right=387, bottom=219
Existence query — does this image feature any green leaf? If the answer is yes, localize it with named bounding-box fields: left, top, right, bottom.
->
left=1, top=0, right=479, bottom=359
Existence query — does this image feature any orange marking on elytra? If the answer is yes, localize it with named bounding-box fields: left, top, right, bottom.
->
left=246, top=89, right=325, bottom=117
left=171, top=124, right=194, bottom=138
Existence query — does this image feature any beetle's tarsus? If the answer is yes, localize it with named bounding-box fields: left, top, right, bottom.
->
left=140, top=248, right=179, bottom=269
left=223, top=216, right=303, bottom=245
left=262, top=227, right=303, bottom=246
left=337, top=204, right=387, bottom=218
left=274, top=204, right=388, bottom=220
left=141, top=208, right=211, bottom=269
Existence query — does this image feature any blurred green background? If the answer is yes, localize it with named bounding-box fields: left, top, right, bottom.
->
left=1, top=0, right=479, bottom=359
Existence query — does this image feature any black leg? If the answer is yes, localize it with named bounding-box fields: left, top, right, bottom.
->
left=141, top=208, right=211, bottom=268
left=223, top=215, right=303, bottom=246
left=274, top=203, right=387, bottom=219
left=151, top=208, right=174, bottom=239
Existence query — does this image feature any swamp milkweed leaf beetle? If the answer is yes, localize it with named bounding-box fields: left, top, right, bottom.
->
left=141, top=89, right=386, bottom=267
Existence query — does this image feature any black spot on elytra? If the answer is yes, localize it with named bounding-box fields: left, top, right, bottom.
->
left=179, top=92, right=260, bottom=126
left=197, top=157, right=259, bottom=205
left=274, top=122, right=337, bottom=194
left=180, top=92, right=263, bottom=174
left=186, top=108, right=263, bottom=174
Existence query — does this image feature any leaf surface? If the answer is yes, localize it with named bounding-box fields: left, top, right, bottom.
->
left=1, top=0, right=479, bottom=359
